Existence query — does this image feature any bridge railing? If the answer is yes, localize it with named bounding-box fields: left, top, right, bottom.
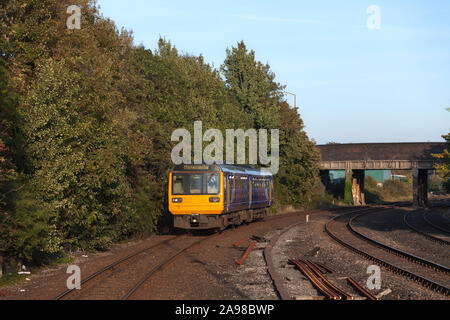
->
left=320, top=160, right=438, bottom=170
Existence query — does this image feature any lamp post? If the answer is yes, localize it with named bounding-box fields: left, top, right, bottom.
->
left=285, top=92, right=296, bottom=108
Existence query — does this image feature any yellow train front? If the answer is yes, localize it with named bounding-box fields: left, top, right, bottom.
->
left=169, top=164, right=274, bottom=230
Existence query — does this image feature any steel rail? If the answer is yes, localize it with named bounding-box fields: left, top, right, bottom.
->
left=403, top=211, right=450, bottom=246
left=233, top=238, right=249, bottom=247
left=298, top=258, right=353, bottom=300
left=53, top=236, right=179, bottom=300
left=313, top=261, right=336, bottom=274
left=236, top=241, right=256, bottom=265
left=349, top=211, right=450, bottom=274
left=305, top=260, right=327, bottom=274
left=290, top=259, right=341, bottom=300
left=347, top=277, right=378, bottom=300
left=423, top=211, right=450, bottom=235
left=325, top=213, right=450, bottom=296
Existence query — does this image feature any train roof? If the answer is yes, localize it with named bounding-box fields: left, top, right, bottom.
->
left=171, top=164, right=273, bottom=177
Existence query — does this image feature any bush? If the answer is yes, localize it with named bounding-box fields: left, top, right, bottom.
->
left=6, top=186, right=64, bottom=265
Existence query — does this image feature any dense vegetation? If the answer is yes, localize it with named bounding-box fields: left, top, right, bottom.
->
left=0, top=1, right=319, bottom=265
left=433, top=110, right=450, bottom=192
left=364, top=176, right=412, bottom=203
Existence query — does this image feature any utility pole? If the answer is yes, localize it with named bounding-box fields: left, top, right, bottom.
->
left=285, top=92, right=296, bottom=108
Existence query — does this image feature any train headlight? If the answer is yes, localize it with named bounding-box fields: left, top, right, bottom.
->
left=172, top=198, right=183, bottom=203
left=209, top=197, right=220, bottom=203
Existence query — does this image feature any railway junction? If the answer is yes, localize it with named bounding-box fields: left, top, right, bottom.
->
left=0, top=197, right=448, bottom=300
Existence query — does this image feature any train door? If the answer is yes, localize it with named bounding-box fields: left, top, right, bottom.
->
left=228, top=175, right=235, bottom=208
left=270, top=178, right=273, bottom=203
left=224, top=174, right=228, bottom=211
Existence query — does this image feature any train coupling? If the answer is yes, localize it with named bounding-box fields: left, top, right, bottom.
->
left=190, top=214, right=200, bottom=227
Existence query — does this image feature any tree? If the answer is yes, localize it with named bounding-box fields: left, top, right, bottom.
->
left=0, top=2, right=323, bottom=264
left=0, top=0, right=138, bottom=260
left=221, top=41, right=319, bottom=207
left=221, top=41, right=282, bottom=129
left=433, top=133, right=450, bottom=192
left=275, top=101, right=320, bottom=206
left=0, top=8, right=18, bottom=252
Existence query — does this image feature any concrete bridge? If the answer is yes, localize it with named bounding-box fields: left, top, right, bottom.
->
left=317, top=142, right=446, bottom=207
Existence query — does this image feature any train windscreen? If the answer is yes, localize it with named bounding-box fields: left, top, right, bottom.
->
left=172, top=173, right=220, bottom=195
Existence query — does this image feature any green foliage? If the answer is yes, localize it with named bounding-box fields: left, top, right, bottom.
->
left=365, top=176, right=378, bottom=190
left=7, top=186, right=63, bottom=263
left=0, top=11, right=19, bottom=252
left=364, top=176, right=412, bottom=203
left=433, top=132, right=450, bottom=192
left=275, top=102, right=320, bottom=207
left=0, top=1, right=321, bottom=265
left=0, top=273, right=28, bottom=288
left=344, top=181, right=353, bottom=204
left=382, top=180, right=411, bottom=198
left=221, top=41, right=282, bottom=129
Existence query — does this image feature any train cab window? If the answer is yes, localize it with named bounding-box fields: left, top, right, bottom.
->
left=189, top=174, right=202, bottom=194
left=172, top=175, right=185, bottom=195
left=206, top=173, right=220, bottom=194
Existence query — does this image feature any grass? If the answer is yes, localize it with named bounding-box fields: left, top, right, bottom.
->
left=0, top=273, right=28, bottom=288
left=47, top=255, right=74, bottom=266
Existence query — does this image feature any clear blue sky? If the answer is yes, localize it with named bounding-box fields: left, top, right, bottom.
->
left=97, top=0, right=450, bottom=144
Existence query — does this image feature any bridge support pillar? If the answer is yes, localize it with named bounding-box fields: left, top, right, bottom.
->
left=345, top=169, right=365, bottom=206
left=413, top=169, right=428, bottom=208
left=352, top=170, right=365, bottom=206
left=319, top=170, right=330, bottom=191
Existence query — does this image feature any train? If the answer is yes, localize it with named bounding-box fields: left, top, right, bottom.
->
left=168, top=164, right=274, bottom=230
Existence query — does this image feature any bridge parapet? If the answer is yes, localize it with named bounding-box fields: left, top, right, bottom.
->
left=320, top=160, right=436, bottom=170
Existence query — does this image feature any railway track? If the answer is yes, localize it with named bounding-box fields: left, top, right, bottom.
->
left=404, top=211, right=450, bottom=246
left=53, top=207, right=333, bottom=300
left=123, top=234, right=216, bottom=300
left=350, top=211, right=450, bottom=274
left=54, top=233, right=216, bottom=300
left=423, top=211, right=450, bottom=235
left=290, top=258, right=354, bottom=300
left=54, top=236, right=179, bottom=300
left=52, top=203, right=449, bottom=300
left=264, top=206, right=375, bottom=300
left=325, top=208, right=450, bottom=296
